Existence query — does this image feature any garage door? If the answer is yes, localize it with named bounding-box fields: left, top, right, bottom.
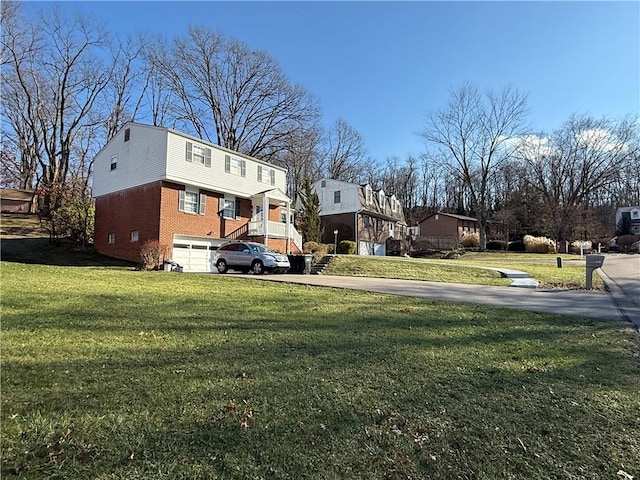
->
left=358, top=241, right=386, bottom=256
left=172, top=236, right=223, bottom=272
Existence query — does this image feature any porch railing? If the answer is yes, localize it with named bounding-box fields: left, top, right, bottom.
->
left=248, top=220, right=303, bottom=250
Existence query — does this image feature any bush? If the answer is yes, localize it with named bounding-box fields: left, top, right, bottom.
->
left=303, top=241, right=320, bottom=253
left=460, top=231, right=480, bottom=248
left=486, top=240, right=507, bottom=251
left=523, top=235, right=556, bottom=254
left=617, top=234, right=640, bottom=252
left=569, top=240, right=592, bottom=254
left=140, top=240, right=168, bottom=270
left=304, top=241, right=330, bottom=261
left=507, top=240, right=526, bottom=252
left=337, top=240, right=356, bottom=254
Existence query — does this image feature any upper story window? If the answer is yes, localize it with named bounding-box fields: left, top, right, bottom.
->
left=108, top=233, right=116, bottom=244
left=186, top=142, right=211, bottom=167
left=258, top=165, right=276, bottom=185
left=225, top=155, right=246, bottom=177
left=130, top=230, right=139, bottom=242
left=321, top=180, right=326, bottom=188
left=124, top=128, right=130, bottom=142
left=334, top=190, right=341, bottom=204
left=378, top=191, right=385, bottom=208
left=365, top=185, right=372, bottom=204
left=179, top=189, right=206, bottom=215
left=110, top=155, right=118, bottom=171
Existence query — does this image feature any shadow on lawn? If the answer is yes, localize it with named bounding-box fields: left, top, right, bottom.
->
left=0, top=237, right=135, bottom=268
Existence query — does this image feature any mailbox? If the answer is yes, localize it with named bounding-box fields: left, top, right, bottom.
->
left=585, top=254, right=605, bottom=289
left=585, top=254, right=604, bottom=269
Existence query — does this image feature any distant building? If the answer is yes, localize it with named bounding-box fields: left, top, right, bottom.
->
left=615, top=206, right=640, bottom=235
left=0, top=188, right=37, bottom=213
left=311, top=178, right=407, bottom=255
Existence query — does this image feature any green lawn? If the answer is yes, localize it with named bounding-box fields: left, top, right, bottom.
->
left=2, top=262, right=638, bottom=479
left=324, top=253, right=603, bottom=289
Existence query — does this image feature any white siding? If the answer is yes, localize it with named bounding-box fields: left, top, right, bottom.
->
left=92, top=124, right=168, bottom=197
left=93, top=123, right=288, bottom=200
left=165, top=131, right=287, bottom=198
left=313, top=179, right=360, bottom=215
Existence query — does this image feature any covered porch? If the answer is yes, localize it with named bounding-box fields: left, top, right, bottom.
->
left=247, top=188, right=302, bottom=253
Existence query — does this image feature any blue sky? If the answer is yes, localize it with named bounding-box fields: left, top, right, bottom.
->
left=24, top=1, right=640, bottom=162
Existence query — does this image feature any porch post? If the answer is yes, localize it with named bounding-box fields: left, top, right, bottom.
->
left=263, top=194, right=269, bottom=246
left=286, top=200, right=291, bottom=254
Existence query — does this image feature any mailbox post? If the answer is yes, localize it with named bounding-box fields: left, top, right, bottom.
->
left=585, top=254, right=605, bottom=289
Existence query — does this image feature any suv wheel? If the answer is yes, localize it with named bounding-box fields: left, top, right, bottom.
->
left=216, top=259, right=228, bottom=274
left=251, top=260, right=264, bottom=275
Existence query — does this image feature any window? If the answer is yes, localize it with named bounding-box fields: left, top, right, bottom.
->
left=334, top=190, right=341, bottom=203
left=378, top=191, right=385, bottom=207
left=108, top=233, right=116, bottom=244
left=124, top=128, right=130, bottom=142
left=632, top=209, right=640, bottom=219
left=186, top=142, right=211, bottom=167
left=321, top=180, right=326, bottom=188
left=377, top=219, right=384, bottom=231
left=365, top=185, right=372, bottom=204
left=222, top=196, right=240, bottom=219
left=110, top=155, right=117, bottom=171
left=363, top=215, right=371, bottom=228
left=258, top=165, right=276, bottom=185
left=179, top=189, right=206, bottom=214
left=225, top=155, right=246, bottom=177
left=130, top=230, right=139, bottom=242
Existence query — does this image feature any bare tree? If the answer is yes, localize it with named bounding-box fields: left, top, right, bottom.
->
left=422, top=83, right=529, bottom=249
left=150, top=27, right=320, bottom=162
left=518, top=115, right=639, bottom=242
left=1, top=4, right=113, bottom=216
left=323, top=118, right=368, bottom=182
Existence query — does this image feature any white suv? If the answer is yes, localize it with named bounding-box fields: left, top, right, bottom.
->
left=214, top=241, right=290, bottom=274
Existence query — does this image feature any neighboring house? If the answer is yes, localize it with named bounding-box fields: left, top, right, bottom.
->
left=312, top=178, right=407, bottom=255
left=92, top=122, right=302, bottom=272
left=0, top=188, right=37, bottom=213
left=418, top=212, right=502, bottom=242
left=615, top=206, right=640, bottom=235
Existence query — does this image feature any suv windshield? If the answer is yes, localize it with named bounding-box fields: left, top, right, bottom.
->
left=251, top=244, right=273, bottom=254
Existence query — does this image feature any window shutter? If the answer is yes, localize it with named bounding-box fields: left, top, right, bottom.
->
left=235, top=200, right=241, bottom=219
left=178, top=190, right=185, bottom=211
left=205, top=148, right=211, bottom=167
left=186, top=142, right=193, bottom=162
left=241, top=160, right=246, bottom=177
left=257, top=166, right=263, bottom=182
left=199, top=193, right=206, bottom=215
left=225, top=155, right=231, bottom=172
left=270, top=169, right=275, bottom=185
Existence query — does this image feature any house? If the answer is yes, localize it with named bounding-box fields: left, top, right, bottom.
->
left=1, top=188, right=37, bottom=213
left=92, top=122, right=302, bottom=272
left=417, top=212, right=503, bottom=247
left=615, top=206, right=640, bottom=235
left=312, top=178, right=407, bottom=255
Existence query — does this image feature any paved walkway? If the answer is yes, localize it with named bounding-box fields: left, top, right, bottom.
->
left=235, top=254, right=640, bottom=327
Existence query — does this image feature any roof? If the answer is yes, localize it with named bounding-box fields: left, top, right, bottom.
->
left=419, top=212, right=479, bottom=223
left=0, top=188, right=36, bottom=201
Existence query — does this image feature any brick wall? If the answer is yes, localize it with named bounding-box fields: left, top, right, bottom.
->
left=94, top=182, right=162, bottom=262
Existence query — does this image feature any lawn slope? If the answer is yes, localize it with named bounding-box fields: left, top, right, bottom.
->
left=1, top=263, right=638, bottom=479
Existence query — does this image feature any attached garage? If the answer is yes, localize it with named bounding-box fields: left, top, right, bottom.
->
left=172, top=235, right=224, bottom=272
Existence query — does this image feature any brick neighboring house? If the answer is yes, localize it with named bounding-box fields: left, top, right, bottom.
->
left=312, top=178, right=407, bottom=255
left=92, top=122, right=302, bottom=272
left=418, top=212, right=503, bottom=245
left=615, top=206, right=640, bottom=235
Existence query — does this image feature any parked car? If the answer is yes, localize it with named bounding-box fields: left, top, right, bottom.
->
left=214, top=240, right=290, bottom=274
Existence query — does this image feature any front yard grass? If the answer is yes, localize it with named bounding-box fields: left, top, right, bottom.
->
left=2, top=263, right=638, bottom=479
left=324, top=253, right=603, bottom=289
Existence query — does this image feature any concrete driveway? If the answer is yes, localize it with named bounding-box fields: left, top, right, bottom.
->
left=599, top=253, right=640, bottom=327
